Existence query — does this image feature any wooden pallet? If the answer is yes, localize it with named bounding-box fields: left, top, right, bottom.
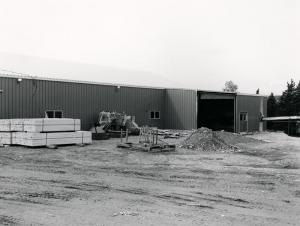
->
left=117, top=142, right=176, bottom=152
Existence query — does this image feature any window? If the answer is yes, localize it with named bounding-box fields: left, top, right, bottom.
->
left=150, top=111, right=155, bottom=119
left=46, top=110, right=54, bottom=118
left=55, top=111, right=63, bottom=118
left=150, top=111, right=160, bottom=119
left=155, top=111, right=160, bottom=119
left=45, top=110, right=63, bottom=118
left=240, top=112, right=248, bottom=121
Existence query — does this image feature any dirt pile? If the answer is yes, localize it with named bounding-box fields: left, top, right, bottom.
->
left=181, top=128, right=263, bottom=151
left=186, top=128, right=262, bottom=151
left=214, top=131, right=263, bottom=146
left=180, top=128, right=235, bottom=151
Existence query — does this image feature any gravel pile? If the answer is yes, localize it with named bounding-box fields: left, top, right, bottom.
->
left=180, top=128, right=241, bottom=152
left=181, top=127, right=235, bottom=151
left=215, top=131, right=262, bottom=145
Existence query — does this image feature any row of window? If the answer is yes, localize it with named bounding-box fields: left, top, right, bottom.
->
left=45, top=110, right=161, bottom=119
left=45, top=110, right=63, bottom=118
left=150, top=111, right=160, bottom=119
left=46, top=110, right=251, bottom=122
left=46, top=110, right=250, bottom=121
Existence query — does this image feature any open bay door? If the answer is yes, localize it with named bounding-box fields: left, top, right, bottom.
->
left=197, top=92, right=235, bottom=132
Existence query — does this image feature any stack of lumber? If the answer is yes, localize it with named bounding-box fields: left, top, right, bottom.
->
left=0, top=132, right=11, bottom=145
left=0, top=118, right=81, bottom=132
left=0, top=118, right=91, bottom=147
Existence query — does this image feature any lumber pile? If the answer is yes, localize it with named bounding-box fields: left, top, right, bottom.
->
left=0, top=118, right=91, bottom=147
left=0, top=118, right=81, bottom=132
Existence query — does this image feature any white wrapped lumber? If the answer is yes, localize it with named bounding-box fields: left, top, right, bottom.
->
left=22, top=118, right=81, bottom=132
left=0, top=119, right=29, bottom=131
left=0, top=118, right=81, bottom=132
left=11, top=131, right=92, bottom=147
left=0, top=119, right=15, bottom=131
left=0, top=132, right=12, bottom=145
left=10, top=119, right=27, bottom=131
left=12, top=132, right=46, bottom=146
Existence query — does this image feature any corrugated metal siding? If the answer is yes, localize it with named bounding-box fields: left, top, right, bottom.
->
left=236, top=95, right=267, bottom=132
left=0, top=76, right=267, bottom=132
left=164, top=89, right=197, bottom=129
left=0, top=76, right=164, bottom=130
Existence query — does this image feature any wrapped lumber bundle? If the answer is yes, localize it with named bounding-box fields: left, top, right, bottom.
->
left=0, top=118, right=91, bottom=147
left=12, top=132, right=46, bottom=146
left=0, top=119, right=24, bottom=132
left=12, top=131, right=92, bottom=147
left=0, top=132, right=12, bottom=145
left=0, top=120, right=11, bottom=131
left=0, top=118, right=81, bottom=132
left=22, top=118, right=81, bottom=132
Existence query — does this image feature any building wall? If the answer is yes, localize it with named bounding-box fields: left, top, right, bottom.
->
left=0, top=76, right=165, bottom=130
left=164, top=89, right=197, bottom=129
left=236, top=95, right=267, bottom=132
left=0, top=75, right=267, bottom=132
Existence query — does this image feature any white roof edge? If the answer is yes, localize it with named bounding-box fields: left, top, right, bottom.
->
left=197, top=90, right=266, bottom=97
left=0, top=73, right=197, bottom=91
left=0, top=73, right=166, bottom=90
left=0, top=73, right=266, bottom=96
left=237, top=92, right=267, bottom=97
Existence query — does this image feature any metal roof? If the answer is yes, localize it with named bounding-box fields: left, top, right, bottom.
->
left=0, top=73, right=167, bottom=90
left=0, top=73, right=266, bottom=96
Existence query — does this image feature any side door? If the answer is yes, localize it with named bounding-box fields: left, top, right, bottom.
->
left=239, top=112, right=248, bottom=133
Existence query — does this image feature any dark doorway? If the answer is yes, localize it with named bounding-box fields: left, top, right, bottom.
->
left=197, top=98, right=234, bottom=132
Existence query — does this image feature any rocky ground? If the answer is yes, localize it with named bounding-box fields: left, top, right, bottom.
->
left=0, top=131, right=299, bottom=226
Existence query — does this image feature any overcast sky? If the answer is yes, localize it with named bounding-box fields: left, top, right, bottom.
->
left=0, top=0, right=299, bottom=95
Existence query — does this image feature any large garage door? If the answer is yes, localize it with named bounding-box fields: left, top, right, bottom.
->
left=197, top=94, right=235, bottom=132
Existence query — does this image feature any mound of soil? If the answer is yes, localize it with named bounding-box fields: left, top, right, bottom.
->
left=181, top=128, right=260, bottom=152
left=214, top=131, right=263, bottom=146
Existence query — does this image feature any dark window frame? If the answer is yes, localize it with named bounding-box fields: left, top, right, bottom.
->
left=240, top=112, right=248, bottom=121
left=149, top=110, right=160, bottom=119
left=45, top=110, right=64, bottom=118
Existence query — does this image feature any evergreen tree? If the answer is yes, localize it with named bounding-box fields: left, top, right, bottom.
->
left=267, top=93, right=278, bottom=117
left=295, top=81, right=300, bottom=115
left=267, top=92, right=278, bottom=130
left=278, top=79, right=296, bottom=115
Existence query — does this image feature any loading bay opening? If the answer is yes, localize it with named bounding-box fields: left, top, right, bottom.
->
left=197, top=92, right=235, bottom=132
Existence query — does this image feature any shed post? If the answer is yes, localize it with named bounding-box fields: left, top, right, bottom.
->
left=259, top=97, right=264, bottom=132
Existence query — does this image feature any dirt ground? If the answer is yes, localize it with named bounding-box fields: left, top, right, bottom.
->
left=0, top=131, right=299, bottom=226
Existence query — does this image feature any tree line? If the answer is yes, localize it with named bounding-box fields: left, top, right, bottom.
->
left=267, top=79, right=300, bottom=132
left=267, top=79, right=300, bottom=117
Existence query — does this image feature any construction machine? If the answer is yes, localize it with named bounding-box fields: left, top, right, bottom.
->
left=91, top=111, right=140, bottom=139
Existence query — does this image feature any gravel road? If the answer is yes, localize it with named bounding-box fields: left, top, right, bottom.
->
left=0, top=132, right=299, bottom=225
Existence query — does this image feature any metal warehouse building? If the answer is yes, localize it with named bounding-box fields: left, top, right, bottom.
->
left=0, top=74, right=267, bottom=132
